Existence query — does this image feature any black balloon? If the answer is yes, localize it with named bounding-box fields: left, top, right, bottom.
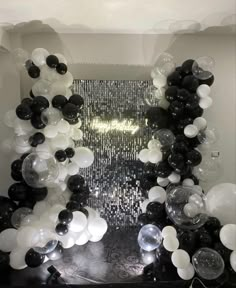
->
left=52, top=95, right=68, bottom=110
left=30, top=187, right=48, bottom=202
left=146, top=107, right=169, bottom=130
left=176, top=89, right=191, bottom=102
left=11, top=171, right=23, bottom=181
left=56, top=63, right=68, bottom=75
left=65, top=147, right=75, bottom=158
left=67, top=175, right=85, bottom=193
left=178, top=231, right=197, bottom=256
left=198, top=229, right=213, bottom=248
left=168, top=101, right=185, bottom=119
left=146, top=202, right=165, bottom=220
left=165, top=86, right=178, bottom=102
left=204, top=217, right=221, bottom=233
left=58, top=209, right=73, bottom=225
left=78, top=207, right=89, bottom=218
left=177, top=117, right=193, bottom=131
left=25, top=248, right=45, bottom=268
left=168, top=153, right=185, bottom=171
left=28, top=66, right=40, bottom=78
left=0, top=196, right=17, bottom=232
left=21, top=153, right=30, bottom=160
left=8, top=183, right=29, bottom=201
left=46, top=55, right=59, bottom=68
left=186, top=136, right=201, bottom=148
left=29, top=132, right=45, bottom=147
left=187, top=105, right=204, bottom=119
left=171, top=141, right=189, bottom=154
left=156, top=161, right=172, bottom=178
left=65, top=117, right=80, bottom=125
left=29, top=89, right=35, bottom=98
left=11, top=159, right=23, bottom=174
left=55, top=223, right=69, bottom=236
left=18, top=199, right=36, bottom=209
left=181, top=59, right=194, bottom=75
left=69, top=94, right=84, bottom=109
left=21, top=97, right=33, bottom=106
left=31, top=113, right=46, bottom=129
left=167, top=71, right=182, bottom=86
left=186, top=149, right=202, bottom=166
left=70, top=193, right=89, bottom=207
left=214, top=242, right=231, bottom=263
left=138, top=213, right=150, bottom=227
left=62, top=103, right=78, bottom=120
left=55, top=150, right=67, bottom=162
left=31, top=96, right=49, bottom=114
left=199, top=74, right=214, bottom=86
left=46, top=241, right=64, bottom=261
left=182, top=75, right=199, bottom=92
left=16, top=104, right=33, bottom=120
left=66, top=200, right=81, bottom=212
left=0, top=250, right=10, bottom=271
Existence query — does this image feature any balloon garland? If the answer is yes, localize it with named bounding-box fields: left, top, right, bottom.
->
left=137, top=54, right=236, bottom=283
left=0, top=48, right=107, bottom=270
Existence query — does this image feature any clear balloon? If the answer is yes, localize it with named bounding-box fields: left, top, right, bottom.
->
left=205, top=183, right=236, bottom=225
left=154, top=129, right=175, bottom=147
left=12, top=48, right=29, bottom=69
left=41, top=107, right=62, bottom=126
left=31, top=48, right=49, bottom=67
left=140, top=249, right=156, bottom=265
left=32, top=79, right=51, bottom=97
left=138, top=224, right=162, bottom=252
left=22, top=152, right=59, bottom=188
left=153, top=52, right=176, bottom=76
left=192, top=248, right=224, bottom=280
left=4, top=110, right=16, bottom=128
left=192, top=56, right=215, bottom=80
left=165, top=186, right=208, bottom=229
left=34, top=240, right=58, bottom=255
left=143, top=85, right=163, bottom=106
left=11, top=207, right=33, bottom=229
left=71, top=128, right=83, bottom=141
left=198, top=128, right=217, bottom=145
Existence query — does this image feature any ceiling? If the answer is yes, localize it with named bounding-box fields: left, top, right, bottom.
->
left=0, top=0, right=235, bottom=33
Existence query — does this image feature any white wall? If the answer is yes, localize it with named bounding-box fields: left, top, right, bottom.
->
left=0, top=31, right=235, bottom=196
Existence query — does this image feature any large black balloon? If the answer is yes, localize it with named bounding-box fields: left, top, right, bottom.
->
left=178, top=231, right=197, bottom=256
left=181, top=59, right=194, bottom=75
left=16, top=104, right=33, bottom=120
left=69, top=94, right=84, bottom=109
left=187, top=105, right=204, bottom=118
left=197, top=229, right=213, bottom=248
left=11, top=171, right=23, bottom=181
left=25, top=248, right=45, bottom=268
left=52, top=95, right=68, bottom=110
left=204, top=217, right=221, bottom=233
left=168, top=101, right=185, bottom=119
left=67, top=175, right=85, bottom=193
left=146, top=107, right=169, bottom=130
left=29, top=187, right=48, bottom=202
left=0, top=250, right=10, bottom=271
left=58, top=209, right=73, bottom=225
left=186, top=149, right=202, bottom=166
left=214, top=242, right=231, bottom=263
left=11, top=159, right=23, bottom=174
left=168, top=153, right=185, bottom=171
left=31, top=96, right=49, bottom=114
left=8, top=183, right=29, bottom=201
left=176, top=117, right=193, bottom=131
left=182, top=75, right=199, bottom=92
left=62, top=103, right=78, bottom=120
left=46, top=55, right=59, bottom=68
left=199, top=74, right=214, bottom=86
left=171, top=141, right=189, bottom=154
left=165, top=86, right=178, bottom=102
left=167, top=71, right=182, bottom=86
left=146, top=202, right=165, bottom=220
left=176, top=89, right=191, bottom=102
left=46, top=241, right=64, bottom=261
left=18, top=199, right=36, bottom=209
left=31, top=113, right=46, bottom=129
left=0, top=197, right=17, bottom=232
left=66, top=200, right=81, bottom=212
left=156, top=161, right=172, bottom=178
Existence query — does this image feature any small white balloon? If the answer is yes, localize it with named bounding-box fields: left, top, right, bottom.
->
left=138, top=148, right=149, bottom=163
left=197, top=84, right=211, bottom=98
left=192, top=185, right=203, bottom=195
left=48, top=204, right=65, bottom=223
left=49, top=82, right=67, bottom=97
left=184, top=203, right=199, bottom=218
left=59, top=71, right=73, bottom=87
left=33, top=201, right=51, bottom=217
left=10, top=248, right=28, bottom=270
left=58, top=232, right=75, bottom=249
left=148, top=149, right=162, bottom=164
left=70, top=211, right=87, bottom=232
left=153, top=72, right=167, bottom=88
left=189, top=194, right=204, bottom=209
left=163, top=235, right=179, bottom=252
left=182, top=178, right=194, bottom=187
left=199, top=97, right=213, bottom=109
left=51, top=134, right=69, bottom=150
left=184, top=124, right=199, bottom=138
left=177, top=263, right=195, bottom=280
left=168, top=172, right=181, bottom=184
left=162, top=226, right=177, bottom=238
left=17, top=226, right=40, bottom=248
left=71, top=128, right=83, bottom=141
left=32, top=79, right=51, bottom=97
left=87, top=217, right=108, bottom=237
left=75, top=229, right=91, bottom=245
left=193, top=117, right=207, bottom=131
left=230, top=251, right=236, bottom=272
left=31, top=48, right=49, bottom=66
left=148, top=186, right=166, bottom=203
left=67, top=162, right=79, bottom=175
left=0, top=229, right=18, bottom=252
left=73, top=147, right=94, bottom=168
left=89, top=234, right=104, bottom=242
left=44, top=125, right=58, bottom=138
left=141, top=199, right=150, bottom=213
left=157, top=177, right=169, bottom=187
left=54, top=53, right=67, bottom=64
left=171, top=249, right=190, bottom=269
left=56, top=119, right=70, bottom=134
left=220, top=224, right=236, bottom=250
left=40, top=65, right=60, bottom=82
left=147, top=139, right=161, bottom=150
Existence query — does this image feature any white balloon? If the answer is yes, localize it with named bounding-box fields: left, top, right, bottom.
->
left=54, top=53, right=67, bottom=64
left=163, top=235, right=179, bottom=252
left=158, top=98, right=170, bottom=110
left=188, top=194, right=204, bottom=209
left=205, top=183, right=236, bottom=224
left=184, top=124, right=199, bottom=138
left=75, top=229, right=91, bottom=245
left=148, top=149, right=162, bottom=164
left=182, top=178, right=194, bottom=187
left=65, top=88, right=73, bottom=98
left=153, top=72, right=167, bottom=88
left=192, top=185, right=203, bottom=195
left=31, top=48, right=49, bottom=66
left=17, top=227, right=40, bottom=248
left=49, top=82, right=67, bottom=97
left=10, top=248, right=28, bottom=270
left=14, top=119, right=33, bottom=136
left=59, top=71, right=73, bottom=87
left=50, top=134, right=69, bottom=150
left=230, top=251, right=236, bottom=272
left=48, top=204, right=65, bottom=223
left=177, top=263, right=195, bottom=280
left=162, top=226, right=177, bottom=238
left=157, top=177, right=169, bottom=187
left=168, top=172, right=181, bottom=184
left=193, top=117, right=207, bottom=131
left=56, top=119, right=70, bottom=134
left=184, top=203, right=199, bottom=218
left=171, top=249, right=190, bottom=269
left=87, top=217, right=108, bottom=237
left=36, top=141, right=52, bottom=155
left=21, top=214, right=38, bottom=227
left=44, top=125, right=58, bottom=138
left=58, top=232, right=75, bottom=249
left=220, top=224, right=236, bottom=250
left=71, top=128, right=83, bottom=141
left=85, top=207, right=100, bottom=220
left=33, top=201, right=51, bottom=217
left=199, top=97, right=213, bottom=109
left=89, top=234, right=104, bottom=242
left=40, top=65, right=60, bottom=82
left=0, top=229, right=18, bottom=252
left=138, top=148, right=149, bottom=163
left=147, top=139, right=161, bottom=150
left=67, top=162, right=79, bottom=175
left=74, top=118, right=82, bottom=129
left=4, top=110, right=16, bottom=127
left=196, top=84, right=211, bottom=98
left=148, top=186, right=166, bottom=203
left=141, top=199, right=150, bottom=213
left=32, top=79, right=51, bottom=97
left=73, top=147, right=94, bottom=168
left=57, top=165, right=68, bottom=181
left=70, top=211, right=87, bottom=232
